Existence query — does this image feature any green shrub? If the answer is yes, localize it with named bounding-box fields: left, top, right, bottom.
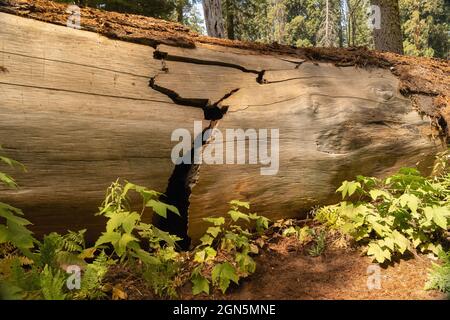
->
left=190, top=200, right=269, bottom=295
left=0, top=149, right=35, bottom=258
left=425, top=250, right=450, bottom=297
left=0, top=172, right=183, bottom=299
left=308, top=229, right=327, bottom=257
left=315, top=167, right=449, bottom=263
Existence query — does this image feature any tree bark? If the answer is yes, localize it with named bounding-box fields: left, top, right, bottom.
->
left=225, top=0, right=235, bottom=40
left=202, top=0, right=225, bottom=38
left=370, top=0, right=404, bottom=53
left=176, top=1, right=184, bottom=24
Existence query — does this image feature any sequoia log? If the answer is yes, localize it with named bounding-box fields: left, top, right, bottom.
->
left=0, top=1, right=448, bottom=245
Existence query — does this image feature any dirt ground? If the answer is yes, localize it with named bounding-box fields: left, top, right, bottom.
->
left=177, top=237, right=446, bottom=300
left=105, top=234, right=447, bottom=301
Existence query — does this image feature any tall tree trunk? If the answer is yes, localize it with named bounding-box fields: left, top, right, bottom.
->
left=325, top=0, right=330, bottom=46
left=225, top=0, right=235, bottom=40
left=176, top=1, right=184, bottom=24
left=338, top=2, right=344, bottom=47
left=370, top=0, right=403, bottom=53
left=202, top=0, right=225, bottom=38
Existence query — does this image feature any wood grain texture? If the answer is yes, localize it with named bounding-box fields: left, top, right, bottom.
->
left=187, top=62, right=442, bottom=240
left=0, top=13, right=204, bottom=239
left=0, top=13, right=444, bottom=243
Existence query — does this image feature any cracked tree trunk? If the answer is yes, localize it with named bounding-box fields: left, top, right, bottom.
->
left=0, top=7, right=448, bottom=246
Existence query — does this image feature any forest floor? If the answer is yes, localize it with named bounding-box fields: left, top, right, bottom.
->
left=187, top=237, right=447, bottom=300
left=106, top=227, right=447, bottom=300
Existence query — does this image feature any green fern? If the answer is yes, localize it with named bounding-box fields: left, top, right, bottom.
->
left=308, top=229, right=327, bottom=257
left=39, top=265, right=67, bottom=300
left=62, top=230, right=86, bottom=253
left=0, top=150, right=35, bottom=258
left=191, top=201, right=269, bottom=295
left=36, top=233, right=63, bottom=269
left=425, top=251, right=450, bottom=296
left=72, top=251, right=111, bottom=300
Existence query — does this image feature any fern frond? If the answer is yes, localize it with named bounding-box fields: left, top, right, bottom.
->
left=39, top=265, right=67, bottom=300
left=72, top=251, right=112, bottom=300
left=37, top=233, right=64, bottom=269
left=62, top=229, right=86, bottom=253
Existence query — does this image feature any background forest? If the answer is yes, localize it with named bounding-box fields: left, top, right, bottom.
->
left=56, top=0, right=449, bottom=59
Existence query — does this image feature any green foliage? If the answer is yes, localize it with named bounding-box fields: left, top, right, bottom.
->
left=54, top=0, right=177, bottom=19
left=227, top=0, right=446, bottom=58
left=211, top=262, right=239, bottom=294
left=72, top=251, right=112, bottom=300
left=0, top=150, right=36, bottom=258
left=0, top=259, right=70, bottom=300
left=307, top=229, right=327, bottom=257
left=400, top=0, right=449, bottom=58
left=141, top=244, right=182, bottom=299
left=0, top=202, right=36, bottom=258
left=190, top=200, right=269, bottom=295
left=39, top=265, right=67, bottom=300
left=0, top=228, right=93, bottom=300
left=54, top=0, right=205, bottom=33
left=282, top=225, right=313, bottom=245
left=315, top=166, right=450, bottom=264
left=0, top=147, right=26, bottom=189
left=95, top=180, right=183, bottom=298
left=62, top=229, right=87, bottom=253
left=425, top=250, right=450, bottom=296
left=95, top=180, right=179, bottom=262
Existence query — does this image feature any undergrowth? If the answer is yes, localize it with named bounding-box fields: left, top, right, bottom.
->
left=1, top=147, right=448, bottom=299
left=0, top=148, right=271, bottom=299
left=313, top=149, right=449, bottom=296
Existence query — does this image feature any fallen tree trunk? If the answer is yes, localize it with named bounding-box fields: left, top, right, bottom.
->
left=0, top=0, right=448, bottom=245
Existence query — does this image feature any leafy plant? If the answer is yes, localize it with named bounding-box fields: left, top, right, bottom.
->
left=95, top=180, right=183, bottom=298
left=308, top=229, right=327, bottom=257
left=95, top=180, right=180, bottom=262
left=282, top=225, right=313, bottom=245
left=190, top=200, right=269, bottom=295
left=315, top=167, right=450, bottom=263
left=0, top=228, right=97, bottom=300
left=425, top=250, right=449, bottom=297
left=0, top=176, right=184, bottom=300
left=0, top=146, right=26, bottom=189
left=39, top=265, right=67, bottom=300
left=72, top=251, right=112, bottom=300
left=0, top=149, right=36, bottom=258
left=142, top=245, right=182, bottom=299
left=431, top=149, right=450, bottom=177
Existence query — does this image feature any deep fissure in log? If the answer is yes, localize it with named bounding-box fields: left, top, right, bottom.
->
left=148, top=54, right=242, bottom=248
left=152, top=123, right=220, bottom=250
left=148, top=48, right=274, bottom=247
